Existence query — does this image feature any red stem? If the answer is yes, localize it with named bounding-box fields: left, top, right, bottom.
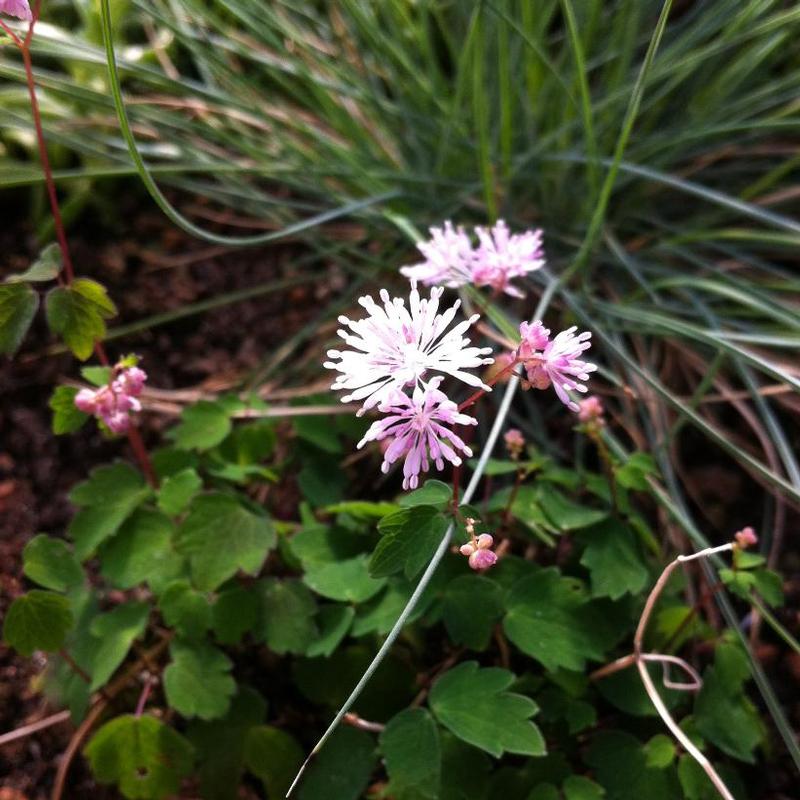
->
left=458, top=357, right=522, bottom=413
left=134, top=677, right=154, bottom=718
left=126, top=425, right=158, bottom=488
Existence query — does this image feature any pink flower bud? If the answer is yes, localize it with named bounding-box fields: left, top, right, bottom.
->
left=503, top=428, right=525, bottom=459
left=459, top=543, right=476, bottom=556
left=476, top=533, right=494, bottom=550
left=578, top=395, right=605, bottom=425
left=734, top=526, right=758, bottom=549
left=74, top=388, right=99, bottom=414
left=468, top=549, right=498, bottom=571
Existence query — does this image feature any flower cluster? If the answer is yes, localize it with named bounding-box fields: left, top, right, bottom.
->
left=0, top=0, right=31, bottom=20
left=325, top=282, right=492, bottom=487
left=516, top=321, right=596, bottom=412
left=459, top=519, right=498, bottom=571
left=578, top=395, right=605, bottom=426
left=75, top=362, right=147, bottom=434
left=401, top=220, right=545, bottom=297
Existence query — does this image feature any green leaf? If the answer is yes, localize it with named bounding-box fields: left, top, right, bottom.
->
left=296, top=727, right=377, bottom=800
left=303, top=554, right=387, bottom=603
left=440, top=734, right=491, bottom=800
left=45, top=278, right=117, bottom=360
left=81, top=365, right=112, bottom=386
left=23, top=534, right=83, bottom=592
left=3, top=591, right=73, bottom=656
left=694, top=641, right=764, bottom=762
left=176, top=493, right=275, bottom=591
left=615, top=453, right=657, bottom=491
left=563, top=775, right=605, bottom=800
left=99, top=509, right=184, bottom=592
left=306, top=604, right=355, bottom=658
left=0, top=282, right=38, bottom=355
left=212, top=586, right=260, bottom=645
left=325, top=500, right=399, bottom=519
left=164, top=639, right=236, bottom=720
left=380, top=708, right=441, bottom=800
left=294, top=414, right=341, bottom=453
left=579, top=521, right=649, bottom=600
left=188, top=686, right=267, bottom=800
left=399, top=479, right=452, bottom=507
left=157, top=468, right=202, bottom=516
left=68, top=463, right=151, bottom=560
left=371, top=505, right=449, bottom=579
left=159, top=581, right=212, bottom=639
left=171, top=400, right=232, bottom=451
left=538, top=485, right=608, bottom=531
left=596, top=663, right=683, bottom=718
left=443, top=575, right=504, bottom=650
left=85, top=714, right=194, bottom=800
left=88, top=602, right=150, bottom=690
left=49, top=386, right=89, bottom=435
left=6, top=243, right=61, bottom=282
left=644, top=735, right=675, bottom=768
left=257, top=578, right=318, bottom=655
left=503, top=569, right=610, bottom=672
left=245, top=725, right=304, bottom=800
left=430, top=661, right=545, bottom=758
left=585, top=731, right=681, bottom=800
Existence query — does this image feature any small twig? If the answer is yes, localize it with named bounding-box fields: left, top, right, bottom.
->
left=632, top=543, right=736, bottom=800
left=0, top=710, right=71, bottom=747
left=342, top=712, right=385, bottom=733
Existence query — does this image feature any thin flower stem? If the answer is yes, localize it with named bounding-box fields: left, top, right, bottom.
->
left=458, top=357, right=521, bottom=412
left=134, top=676, right=155, bottom=718
left=0, top=710, right=71, bottom=748
left=342, top=713, right=385, bottom=734
left=633, top=543, right=735, bottom=800
left=126, top=425, right=158, bottom=488
left=0, top=18, right=22, bottom=47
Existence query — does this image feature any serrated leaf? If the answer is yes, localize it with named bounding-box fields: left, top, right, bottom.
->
left=538, top=485, right=607, bottom=531
left=171, top=401, right=232, bottom=450
left=430, top=661, right=544, bottom=758
left=68, top=463, right=151, bottom=560
left=503, top=569, right=610, bottom=672
left=88, top=602, right=150, bottom=690
left=212, top=586, right=260, bottom=645
left=579, top=521, right=649, bottom=600
left=245, top=725, right=304, bottom=800
left=563, top=775, right=605, bottom=800
left=296, top=727, right=377, bottom=800
left=81, top=365, right=112, bottom=386
left=164, top=639, right=236, bottom=720
left=99, top=509, right=183, bottom=592
left=85, top=714, right=194, bottom=800
left=443, top=575, right=504, bottom=650
left=585, top=731, right=680, bottom=800
left=303, top=554, right=387, bottom=602
left=157, top=468, right=202, bottom=516
left=159, top=581, right=212, bottom=639
left=0, top=282, right=38, bottom=355
left=294, top=414, right=341, bottom=453
left=6, top=243, right=61, bottom=283
left=45, top=278, right=117, bottom=360
left=306, top=604, right=354, bottom=658
left=23, top=534, right=83, bottom=592
left=188, top=686, right=267, bottom=800
left=399, top=479, right=453, bottom=507
left=371, top=505, right=449, bottom=579
left=3, top=590, right=73, bottom=656
left=176, top=493, right=275, bottom=591
left=694, top=641, right=764, bottom=762
left=380, top=708, right=441, bottom=800
left=257, top=578, right=318, bottom=655
left=49, top=385, right=89, bottom=434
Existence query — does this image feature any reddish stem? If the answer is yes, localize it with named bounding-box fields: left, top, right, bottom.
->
left=458, top=357, right=522, bottom=413
left=127, top=425, right=158, bottom=488
left=134, top=677, right=155, bottom=718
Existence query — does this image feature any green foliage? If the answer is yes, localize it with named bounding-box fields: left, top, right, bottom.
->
left=85, top=714, right=194, bottom=800
left=89, top=602, right=150, bottom=689
left=257, top=578, right=318, bottom=655
left=23, top=534, right=83, bottom=592
left=171, top=400, right=232, bottom=451
left=49, top=385, right=89, bottom=434
left=6, top=243, right=61, bottom=283
left=245, top=725, right=304, bottom=800
left=443, top=575, right=504, bottom=650
left=381, top=708, right=441, bottom=800
left=371, top=505, right=449, bottom=579
left=3, top=591, right=73, bottom=656
left=0, top=282, right=39, bottom=355
left=45, top=278, right=117, bottom=360
left=163, top=639, right=236, bottom=720
left=430, top=661, right=545, bottom=758
left=157, top=467, right=202, bottom=516
left=159, top=581, right=212, bottom=639
left=579, top=520, right=649, bottom=600
left=176, top=493, right=275, bottom=590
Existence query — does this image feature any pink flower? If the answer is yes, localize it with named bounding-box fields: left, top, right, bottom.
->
left=503, top=428, right=525, bottom=460
left=459, top=533, right=498, bottom=571
left=400, top=222, right=474, bottom=288
left=578, top=395, right=605, bottom=425
left=0, top=0, right=32, bottom=21
left=518, top=323, right=596, bottom=412
left=734, top=527, right=758, bottom=549
left=357, top=378, right=477, bottom=490
left=472, top=221, right=545, bottom=297
left=324, top=281, right=493, bottom=415
left=73, top=363, right=147, bottom=434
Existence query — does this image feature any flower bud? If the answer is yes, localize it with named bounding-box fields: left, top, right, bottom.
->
left=459, top=543, right=476, bottom=556
left=503, top=429, right=525, bottom=460
left=476, top=533, right=494, bottom=550
left=734, top=526, right=758, bottom=549
left=578, top=395, right=605, bottom=425
left=468, top=549, right=498, bottom=571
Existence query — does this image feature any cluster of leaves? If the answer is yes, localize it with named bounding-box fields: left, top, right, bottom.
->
left=3, top=397, right=780, bottom=799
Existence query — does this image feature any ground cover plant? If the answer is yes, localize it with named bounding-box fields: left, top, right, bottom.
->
left=0, top=1, right=799, bottom=799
